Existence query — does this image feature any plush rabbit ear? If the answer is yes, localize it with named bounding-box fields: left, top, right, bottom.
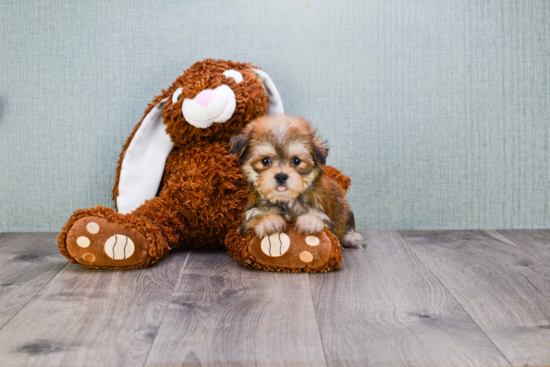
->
left=117, top=97, right=174, bottom=214
left=252, top=68, right=284, bottom=115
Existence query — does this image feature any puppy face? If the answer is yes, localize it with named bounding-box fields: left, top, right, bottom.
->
left=230, top=115, right=328, bottom=202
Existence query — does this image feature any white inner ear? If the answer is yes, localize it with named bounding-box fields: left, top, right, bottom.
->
left=223, top=69, right=243, bottom=83
left=117, top=97, right=174, bottom=214
left=172, top=87, right=183, bottom=104
left=252, top=68, right=284, bottom=115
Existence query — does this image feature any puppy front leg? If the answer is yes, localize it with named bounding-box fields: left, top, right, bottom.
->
left=241, top=208, right=287, bottom=238
left=295, top=211, right=329, bottom=235
left=253, top=214, right=287, bottom=238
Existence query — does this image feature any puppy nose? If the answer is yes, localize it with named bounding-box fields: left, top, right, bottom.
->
left=275, top=173, right=288, bottom=184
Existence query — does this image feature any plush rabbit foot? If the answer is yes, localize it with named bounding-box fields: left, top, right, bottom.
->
left=226, top=224, right=343, bottom=273
left=64, top=216, right=149, bottom=268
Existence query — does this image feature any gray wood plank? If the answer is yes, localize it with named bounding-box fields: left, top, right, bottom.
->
left=145, top=251, right=327, bottom=367
left=309, top=231, right=509, bottom=367
left=497, top=229, right=550, bottom=263
left=0, top=233, right=67, bottom=330
left=0, top=248, right=189, bottom=366
left=400, top=230, right=550, bottom=367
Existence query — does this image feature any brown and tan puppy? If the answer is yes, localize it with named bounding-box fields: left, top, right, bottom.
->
left=230, top=114, right=366, bottom=248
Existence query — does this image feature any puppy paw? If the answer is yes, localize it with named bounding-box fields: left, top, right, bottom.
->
left=295, top=214, right=325, bottom=235
left=341, top=231, right=367, bottom=249
left=255, top=215, right=287, bottom=238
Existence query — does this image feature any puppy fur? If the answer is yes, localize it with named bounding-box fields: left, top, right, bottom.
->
left=229, top=114, right=366, bottom=248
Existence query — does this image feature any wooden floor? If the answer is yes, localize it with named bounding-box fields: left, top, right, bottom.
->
left=0, top=231, right=549, bottom=366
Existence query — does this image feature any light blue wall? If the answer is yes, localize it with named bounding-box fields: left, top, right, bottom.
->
left=1, top=0, right=549, bottom=231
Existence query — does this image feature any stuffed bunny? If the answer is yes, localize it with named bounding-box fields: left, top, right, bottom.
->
left=58, top=59, right=346, bottom=271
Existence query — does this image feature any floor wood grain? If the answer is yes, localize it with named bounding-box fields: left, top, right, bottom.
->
left=399, top=230, right=550, bottom=367
left=498, top=229, right=550, bottom=263
left=0, top=247, right=188, bottom=366
left=145, top=251, right=326, bottom=367
left=0, top=233, right=67, bottom=330
left=1, top=231, right=549, bottom=366
left=309, top=231, right=509, bottom=367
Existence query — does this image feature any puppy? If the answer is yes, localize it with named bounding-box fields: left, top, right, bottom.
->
left=229, top=114, right=366, bottom=248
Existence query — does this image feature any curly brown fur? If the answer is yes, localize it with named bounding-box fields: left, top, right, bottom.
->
left=230, top=115, right=365, bottom=248
left=58, top=59, right=355, bottom=270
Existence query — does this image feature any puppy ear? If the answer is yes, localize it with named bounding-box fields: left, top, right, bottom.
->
left=229, top=131, right=250, bottom=159
left=312, top=137, right=329, bottom=166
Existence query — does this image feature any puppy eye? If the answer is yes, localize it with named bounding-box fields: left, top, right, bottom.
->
left=261, top=157, right=271, bottom=166
left=172, top=87, right=183, bottom=104
left=291, top=157, right=301, bottom=166
left=223, top=70, right=244, bottom=84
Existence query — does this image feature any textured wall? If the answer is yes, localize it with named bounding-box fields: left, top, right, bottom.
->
left=1, top=0, right=549, bottom=231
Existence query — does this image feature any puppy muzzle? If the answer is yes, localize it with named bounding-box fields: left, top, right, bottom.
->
left=181, top=84, right=237, bottom=129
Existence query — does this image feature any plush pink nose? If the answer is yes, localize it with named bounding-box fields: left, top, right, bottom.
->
left=193, top=89, right=214, bottom=107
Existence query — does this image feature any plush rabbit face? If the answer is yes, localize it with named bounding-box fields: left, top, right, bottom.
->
left=162, top=59, right=273, bottom=147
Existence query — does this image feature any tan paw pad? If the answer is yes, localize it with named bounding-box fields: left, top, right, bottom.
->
left=305, top=236, right=320, bottom=246
left=76, top=236, right=90, bottom=248
left=261, top=233, right=290, bottom=257
left=83, top=253, right=95, bottom=262
left=299, top=251, right=313, bottom=263
left=104, top=235, right=135, bottom=260
left=86, top=222, right=100, bottom=234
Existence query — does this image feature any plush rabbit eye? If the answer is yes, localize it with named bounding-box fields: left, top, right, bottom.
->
left=223, top=70, right=243, bottom=84
left=172, top=87, right=183, bottom=104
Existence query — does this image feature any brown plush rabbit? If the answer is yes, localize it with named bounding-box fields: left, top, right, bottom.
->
left=58, top=59, right=346, bottom=272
